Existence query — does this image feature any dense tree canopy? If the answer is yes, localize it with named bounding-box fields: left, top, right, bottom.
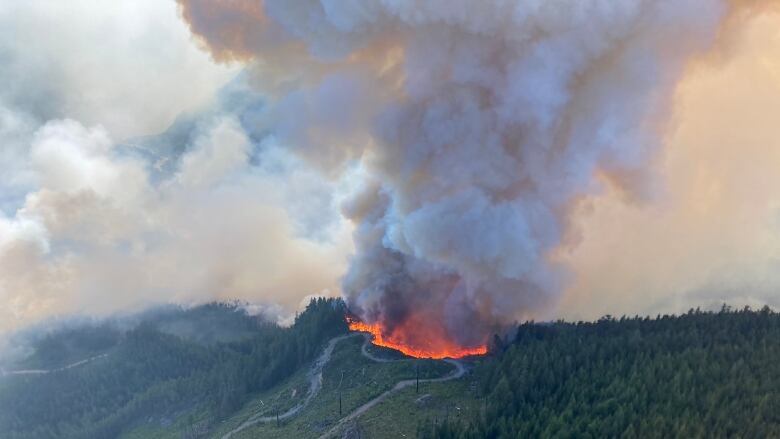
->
left=423, top=306, right=780, bottom=438
left=6, top=301, right=780, bottom=439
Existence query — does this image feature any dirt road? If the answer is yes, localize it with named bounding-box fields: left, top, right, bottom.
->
left=316, top=335, right=466, bottom=439
left=0, top=353, right=109, bottom=377
left=221, top=333, right=358, bottom=439
left=220, top=331, right=466, bottom=439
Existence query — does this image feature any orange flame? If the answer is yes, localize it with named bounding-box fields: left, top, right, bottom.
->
left=346, top=316, right=488, bottom=359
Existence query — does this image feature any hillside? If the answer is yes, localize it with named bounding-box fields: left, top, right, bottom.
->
left=430, top=306, right=780, bottom=438
left=4, top=305, right=780, bottom=438
left=0, top=299, right=349, bottom=439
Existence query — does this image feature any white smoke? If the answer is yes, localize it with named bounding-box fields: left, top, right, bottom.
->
left=0, top=2, right=359, bottom=340
left=1, top=0, right=777, bottom=348
left=174, top=0, right=776, bottom=348
left=0, top=115, right=353, bottom=338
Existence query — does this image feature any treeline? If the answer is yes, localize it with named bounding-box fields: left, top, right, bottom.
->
left=422, top=306, right=780, bottom=439
left=0, top=297, right=347, bottom=439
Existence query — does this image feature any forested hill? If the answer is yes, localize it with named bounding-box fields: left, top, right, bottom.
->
left=5, top=303, right=780, bottom=439
left=0, top=298, right=348, bottom=439
left=425, top=306, right=780, bottom=439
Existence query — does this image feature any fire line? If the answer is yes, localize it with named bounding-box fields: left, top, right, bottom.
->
left=346, top=316, right=487, bottom=360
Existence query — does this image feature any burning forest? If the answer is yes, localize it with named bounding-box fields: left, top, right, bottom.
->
left=346, top=315, right=488, bottom=360
left=3, top=0, right=780, bottom=437
left=173, top=0, right=780, bottom=360
left=2, top=0, right=780, bottom=395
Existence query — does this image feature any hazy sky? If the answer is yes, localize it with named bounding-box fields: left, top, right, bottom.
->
left=559, top=15, right=780, bottom=319
left=0, top=1, right=779, bottom=342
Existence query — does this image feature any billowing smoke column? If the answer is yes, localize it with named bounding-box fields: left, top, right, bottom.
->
left=178, top=0, right=771, bottom=358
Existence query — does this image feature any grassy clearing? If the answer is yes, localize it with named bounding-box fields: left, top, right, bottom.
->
left=121, top=359, right=312, bottom=439
left=222, top=335, right=453, bottom=438
left=120, top=407, right=211, bottom=439
left=355, top=373, right=482, bottom=438
left=121, top=334, right=470, bottom=439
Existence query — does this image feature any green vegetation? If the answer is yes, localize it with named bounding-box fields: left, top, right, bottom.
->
left=0, top=298, right=347, bottom=439
left=429, top=306, right=780, bottom=438
left=211, top=334, right=453, bottom=439
left=14, top=324, right=121, bottom=370
left=359, top=378, right=481, bottom=438
left=6, top=303, right=780, bottom=439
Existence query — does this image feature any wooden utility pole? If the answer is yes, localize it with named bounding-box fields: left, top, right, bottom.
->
left=338, top=370, right=344, bottom=416
left=416, top=361, right=420, bottom=393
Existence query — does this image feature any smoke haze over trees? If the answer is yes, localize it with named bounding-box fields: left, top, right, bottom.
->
left=175, top=0, right=780, bottom=349
left=0, top=1, right=780, bottom=350
left=0, top=298, right=348, bottom=439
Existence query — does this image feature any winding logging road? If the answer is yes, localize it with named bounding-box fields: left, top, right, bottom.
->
left=221, top=333, right=356, bottom=439
left=0, top=353, right=109, bottom=377
left=1, top=334, right=464, bottom=438
left=317, top=335, right=465, bottom=439
left=222, top=332, right=466, bottom=439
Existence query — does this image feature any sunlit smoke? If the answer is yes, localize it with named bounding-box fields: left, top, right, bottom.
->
left=175, top=0, right=779, bottom=354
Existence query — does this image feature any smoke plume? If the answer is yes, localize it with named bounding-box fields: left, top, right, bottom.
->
left=0, top=2, right=350, bottom=341
left=176, top=0, right=778, bottom=350
left=1, top=1, right=778, bottom=351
